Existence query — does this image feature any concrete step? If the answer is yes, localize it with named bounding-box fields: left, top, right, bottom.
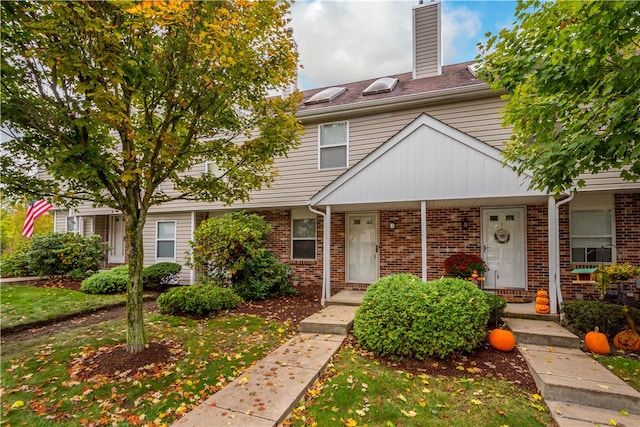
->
left=326, top=290, right=365, bottom=306
left=298, top=305, right=358, bottom=335
left=519, top=344, right=640, bottom=414
left=546, top=400, right=640, bottom=427
left=504, top=318, right=580, bottom=349
left=503, top=302, right=560, bottom=321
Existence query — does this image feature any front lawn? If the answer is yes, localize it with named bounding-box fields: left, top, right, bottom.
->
left=1, top=312, right=289, bottom=425
left=286, top=344, right=554, bottom=427
left=0, top=285, right=126, bottom=329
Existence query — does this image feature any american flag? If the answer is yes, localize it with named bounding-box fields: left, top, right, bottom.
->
left=22, top=199, right=53, bottom=238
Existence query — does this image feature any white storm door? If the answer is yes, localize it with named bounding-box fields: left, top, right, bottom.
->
left=108, top=215, right=125, bottom=264
left=482, top=207, right=526, bottom=289
left=347, top=213, right=379, bottom=283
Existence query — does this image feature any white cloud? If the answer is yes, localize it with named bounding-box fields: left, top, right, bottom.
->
left=290, top=0, right=483, bottom=90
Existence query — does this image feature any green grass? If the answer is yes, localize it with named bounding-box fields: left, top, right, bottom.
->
left=288, top=344, right=554, bottom=427
left=0, top=285, right=127, bottom=329
left=593, top=352, right=640, bottom=392
left=1, top=312, right=290, bottom=426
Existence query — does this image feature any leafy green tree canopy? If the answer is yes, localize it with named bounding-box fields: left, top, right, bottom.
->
left=0, top=0, right=302, bottom=352
left=478, top=0, right=639, bottom=194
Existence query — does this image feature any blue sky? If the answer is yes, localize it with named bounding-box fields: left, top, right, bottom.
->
left=289, top=0, right=518, bottom=90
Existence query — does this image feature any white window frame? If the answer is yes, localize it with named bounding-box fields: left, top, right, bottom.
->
left=570, top=195, right=615, bottom=264
left=156, top=221, right=176, bottom=262
left=204, top=161, right=228, bottom=182
left=318, top=121, right=348, bottom=170
left=291, top=209, right=317, bottom=260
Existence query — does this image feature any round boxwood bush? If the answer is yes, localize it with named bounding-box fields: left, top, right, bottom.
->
left=80, top=266, right=129, bottom=294
left=143, top=262, right=182, bottom=291
left=354, top=274, right=490, bottom=360
left=157, top=284, right=242, bottom=316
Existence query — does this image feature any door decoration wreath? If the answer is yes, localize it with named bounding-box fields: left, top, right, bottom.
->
left=494, top=228, right=510, bottom=244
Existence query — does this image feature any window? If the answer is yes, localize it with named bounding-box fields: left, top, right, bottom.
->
left=205, top=161, right=227, bottom=182
left=156, top=221, right=176, bottom=261
left=66, top=216, right=77, bottom=233
left=319, top=121, right=348, bottom=170
left=571, top=209, right=613, bottom=263
left=292, top=209, right=316, bottom=259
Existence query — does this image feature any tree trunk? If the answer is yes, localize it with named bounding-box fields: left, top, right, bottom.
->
left=125, top=213, right=147, bottom=353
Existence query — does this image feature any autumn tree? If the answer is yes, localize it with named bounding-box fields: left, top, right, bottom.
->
left=478, top=0, right=640, bottom=194
left=1, top=0, right=302, bottom=352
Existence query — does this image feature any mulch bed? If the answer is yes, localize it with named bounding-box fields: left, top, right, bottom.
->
left=4, top=279, right=540, bottom=393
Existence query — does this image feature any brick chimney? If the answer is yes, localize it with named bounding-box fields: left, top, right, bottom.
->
left=413, top=0, right=442, bottom=79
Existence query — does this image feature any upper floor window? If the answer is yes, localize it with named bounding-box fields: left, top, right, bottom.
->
left=205, top=161, right=227, bottom=182
left=319, top=121, right=348, bottom=170
left=156, top=221, right=176, bottom=261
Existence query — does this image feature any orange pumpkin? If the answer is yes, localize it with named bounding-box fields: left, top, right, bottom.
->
left=489, top=328, right=516, bottom=352
left=535, top=304, right=550, bottom=314
left=535, top=297, right=549, bottom=305
left=585, top=329, right=610, bottom=355
left=613, top=330, right=640, bottom=351
left=536, top=290, right=548, bottom=298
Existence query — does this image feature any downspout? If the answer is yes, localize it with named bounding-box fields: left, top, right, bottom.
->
left=554, top=192, right=574, bottom=317
left=421, top=201, right=427, bottom=281
left=308, top=204, right=330, bottom=306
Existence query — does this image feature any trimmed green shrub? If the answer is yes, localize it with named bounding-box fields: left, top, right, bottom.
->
left=483, top=292, right=507, bottom=326
left=26, top=232, right=107, bottom=279
left=143, top=262, right=182, bottom=291
left=562, top=300, right=640, bottom=338
left=233, top=250, right=295, bottom=300
left=157, top=284, right=242, bottom=316
left=80, top=266, right=129, bottom=294
left=0, top=241, right=33, bottom=277
left=354, top=274, right=490, bottom=360
left=189, top=211, right=294, bottom=300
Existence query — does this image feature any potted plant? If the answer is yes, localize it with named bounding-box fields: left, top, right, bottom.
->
left=595, top=263, right=640, bottom=300
left=444, top=253, right=488, bottom=279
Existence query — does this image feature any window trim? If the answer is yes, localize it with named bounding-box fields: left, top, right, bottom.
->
left=570, top=205, right=615, bottom=264
left=318, top=120, right=349, bottom=171
left=291, top=212, right=317, bottom=261
left=156, top=220, right=177, bottom=262
left=204, top=161, right=228, bottom=182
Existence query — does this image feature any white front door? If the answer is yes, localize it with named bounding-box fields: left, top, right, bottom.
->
left=347, top=213, right=378, bottom=283
left=482, top=207, right=526, bottom=289
left=108, top=215, right=125, bottom=264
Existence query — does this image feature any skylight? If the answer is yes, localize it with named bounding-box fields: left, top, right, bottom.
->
left=362, top=77, right=399, bottom=96
left=304, top=87, right=347, bottom=105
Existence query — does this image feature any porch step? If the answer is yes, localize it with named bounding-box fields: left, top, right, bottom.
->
left=326, top=290, right=365, bottom=306
left=519, top=344, right=640, bottom=414
left=504, top=318, right=580, bottom=349
left=299, top=305, right=358, bottom=335
left=546, top=400, right=640, bottom=427
left=503, top=302, right=560, bottom=322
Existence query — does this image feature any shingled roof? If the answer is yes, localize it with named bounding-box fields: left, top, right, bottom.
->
left=298, top=61, right=482, bottom=113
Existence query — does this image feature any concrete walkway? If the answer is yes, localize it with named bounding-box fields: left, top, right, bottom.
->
left=173, top=292, right=640, bottom=427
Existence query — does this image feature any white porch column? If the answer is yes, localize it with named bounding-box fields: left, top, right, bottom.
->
left=421, top=200, right=427, bottom=281
left=190, top=211, right=196, bottom=285
left=548, top=196, right=558, bottom=314
left=324, top=205, right=331, bottom=302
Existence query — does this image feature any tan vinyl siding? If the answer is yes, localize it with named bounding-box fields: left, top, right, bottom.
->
left=143, top=212, right=193, bottom=284
left=54, top=210, right=67, bottom=233
left=413, top=3, right=440, bottom=79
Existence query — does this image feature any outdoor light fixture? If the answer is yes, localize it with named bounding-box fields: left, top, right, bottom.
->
left=461, top=217, right=470, bottom=230
left=389, top=222, right=396, bottom=230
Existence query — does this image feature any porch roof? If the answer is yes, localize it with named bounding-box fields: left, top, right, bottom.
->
left=309, top=113, right=548, bottom=211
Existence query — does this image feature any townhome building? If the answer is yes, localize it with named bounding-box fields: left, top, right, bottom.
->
left=54, top=1, right=640, bottom=313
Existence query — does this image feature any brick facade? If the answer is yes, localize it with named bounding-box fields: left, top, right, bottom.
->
left=259, top=193, right=639, bottom=302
